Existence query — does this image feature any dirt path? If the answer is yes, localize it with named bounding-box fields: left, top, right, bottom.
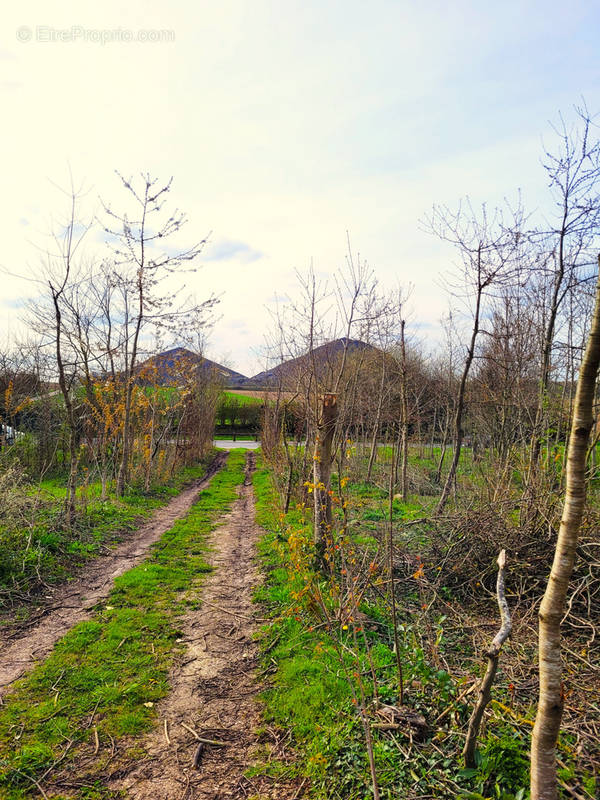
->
left=109, top=453, right=298, bottom=800
left=0, top=452, right=227, bottom=697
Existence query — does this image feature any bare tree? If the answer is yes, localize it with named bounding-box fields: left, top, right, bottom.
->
left=422, top=200, right=519, bottom=513
left=25, top=182, right=92, bottom=525
left=101, top=172, right=217, bottom=496
left=531, top=257, right=600, bottom=798
left=528, top=105, right=600, bottom=473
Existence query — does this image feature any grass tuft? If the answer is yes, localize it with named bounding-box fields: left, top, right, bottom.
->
left=0, top=450, right=247, bottom=799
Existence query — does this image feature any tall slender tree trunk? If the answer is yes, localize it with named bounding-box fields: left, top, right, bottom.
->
left=282, top=407, right=295, bottom=514
left=399, top=320, right=409, bottom=501
left=529, top=239, right=567, bottom=476
left=117, top=240, right=146, bottom=497
left=116, top=380, right=134, bottom=496
left=367, top=356, right=387, bottom=481
left=387, top=443, right=404, bottom=704
left=51, top=285, right=78, bottom=527
left=435, top=410, right=450, bottom=484
left=429, top=407, right=437, bottom=459
left=531, top=257, right=600, bottom=799
left=436, top=269, right=484, bottom=514
left=313, top=393, right=338, bottom=569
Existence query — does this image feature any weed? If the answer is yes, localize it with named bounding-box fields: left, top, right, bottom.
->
left=0, top=450, right=247, bottom=798
left=0, top=453, right=219, bottom=609
left=252, top=457, right=582, bottom=799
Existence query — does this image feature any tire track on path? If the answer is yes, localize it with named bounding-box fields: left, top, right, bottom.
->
left=109, top=452, right=300, bottom=800
left=0, top=452, right=228, bottom=697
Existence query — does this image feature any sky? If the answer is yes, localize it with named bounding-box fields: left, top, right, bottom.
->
left=1, top=0, right=599, bottom=376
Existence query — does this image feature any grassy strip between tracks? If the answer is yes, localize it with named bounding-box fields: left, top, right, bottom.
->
left=0, top=449, right=247, bottom=800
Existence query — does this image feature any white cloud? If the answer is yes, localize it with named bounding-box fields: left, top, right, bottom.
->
left=1, top=0, right=599, bottom=374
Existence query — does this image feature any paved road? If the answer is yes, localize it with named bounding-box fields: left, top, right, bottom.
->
left=214, top=439, right=261, bottom=450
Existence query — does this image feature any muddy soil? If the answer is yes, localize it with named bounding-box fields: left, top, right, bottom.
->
left=108, top=453, right=299, bottom=800
left=0, top=452, right=227, bottom=697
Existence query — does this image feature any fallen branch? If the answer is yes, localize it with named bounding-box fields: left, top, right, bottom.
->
left=180, top=722, right=227, bottom=747
left=13, top=768, right=48, bottom=800
left=434, top=680, right=477, bottom=725
left=291, top=777, right=307, bottom=799
left=200, top=600, right=265, bottom=622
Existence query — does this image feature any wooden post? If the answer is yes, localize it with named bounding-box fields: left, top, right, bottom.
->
left=463, top=549, right=512, bottom=767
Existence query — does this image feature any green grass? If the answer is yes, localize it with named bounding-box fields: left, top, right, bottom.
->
left=0, top=450, right=247, bottom=799
left=0, top=458, right=218, bottom=610
left=253, top=463, right=419, bottom=799
left=252, top=466, right=368, bottom=795
left=221, top=391, right=262, bottom=406
left=250, top=458, right=588, bottom=800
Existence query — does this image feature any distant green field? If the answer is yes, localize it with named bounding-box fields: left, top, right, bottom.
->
left=221, top=391, right=262, bottom=405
